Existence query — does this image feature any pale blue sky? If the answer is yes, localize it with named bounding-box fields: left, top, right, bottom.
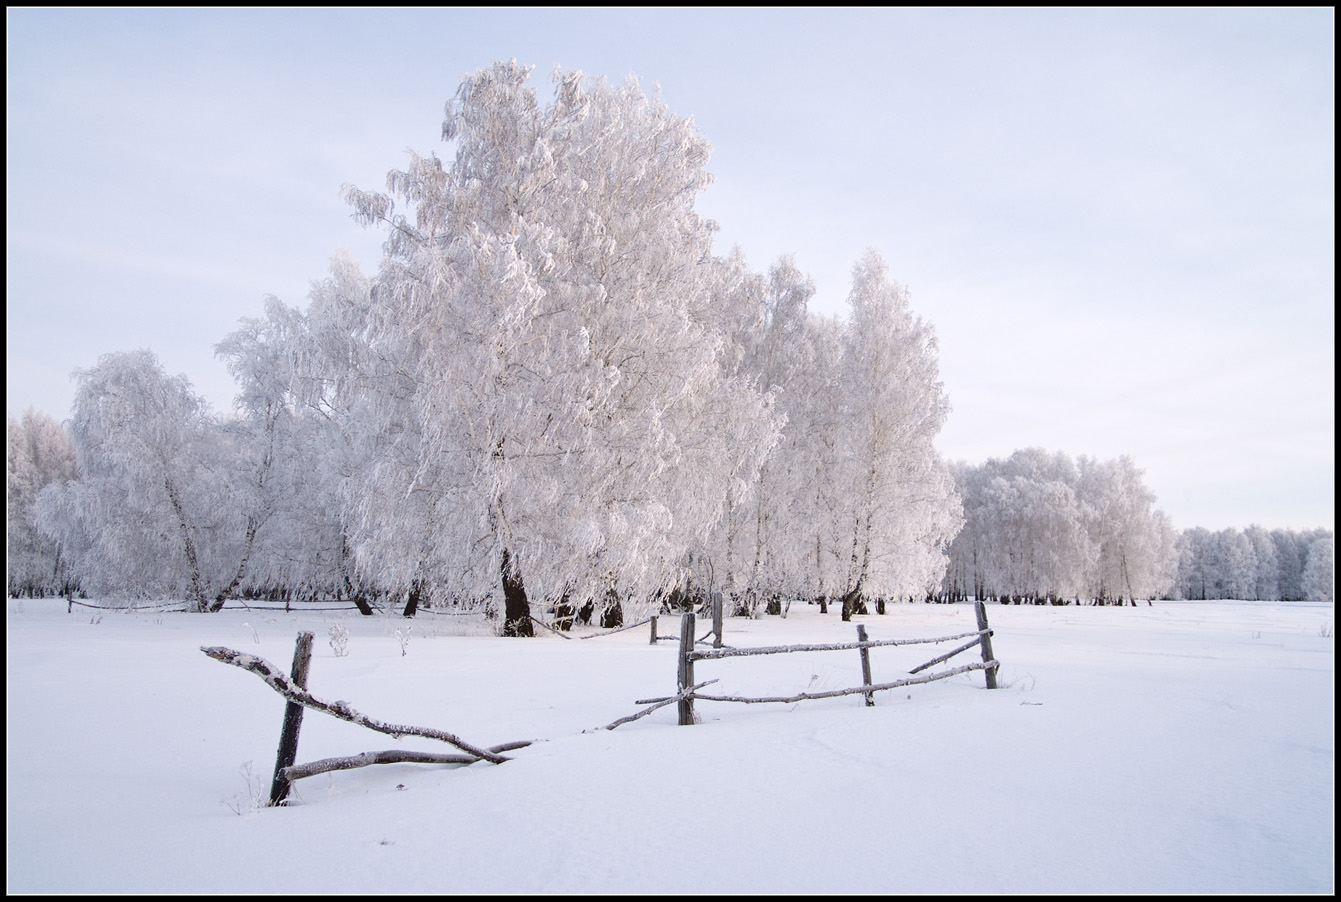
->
left=7, top=8, right=1334, bottom=532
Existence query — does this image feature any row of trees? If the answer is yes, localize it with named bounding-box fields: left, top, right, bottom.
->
left=1172, top=525, right=1333, bottom=603
left=10, top=63, right=963, bottom=626
left=943, top=449, right=1180, bottom=604
left=938, top=447, right=1333, bottom=604
left=7, top=409, right=78, bottom=598
left=17, top=400, right=1330, bottom=607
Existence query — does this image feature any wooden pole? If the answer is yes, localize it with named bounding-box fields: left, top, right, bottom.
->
left=856, top=624, right=874, bottom=707
left=649, top=615, right=658, bottom=645
left=975, top=600, right=998, bottom=689
left=268, top=631, right=314, bottom=806
left=712, top=592, right=723, bottom=649
left=678, top=612, right=696, bottom=725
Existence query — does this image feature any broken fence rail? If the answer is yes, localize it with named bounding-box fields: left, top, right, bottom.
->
left=202, top=635, right=532, bottom=806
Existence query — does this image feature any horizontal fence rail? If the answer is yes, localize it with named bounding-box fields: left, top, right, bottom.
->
left=688, top=629, right=988, bottom=661
left=672, top=601, right=1000, bottom=725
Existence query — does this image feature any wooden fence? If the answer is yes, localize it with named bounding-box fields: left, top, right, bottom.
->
left=532, top=591, right=729, bottom=647
left=201, top=634, right=531, bottom=806
left=654, top=600, right=1000, bottom=726
left=203, top=601, right=1000, bottom=804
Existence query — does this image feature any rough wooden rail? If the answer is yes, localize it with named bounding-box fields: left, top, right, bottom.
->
left=671, top=600, right=1001, bottom=725
left=203, top=634, right=533, bottom=805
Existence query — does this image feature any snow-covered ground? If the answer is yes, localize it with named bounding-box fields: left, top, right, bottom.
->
left=6, top=597, right=1334, bottom=893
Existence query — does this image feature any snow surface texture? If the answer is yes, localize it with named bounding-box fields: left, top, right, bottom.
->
left=6, top=598, right=1334, bottom=893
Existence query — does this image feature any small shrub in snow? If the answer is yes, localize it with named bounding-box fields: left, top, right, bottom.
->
left=393, top=624, right=411, bottom=656
left=329, top=622, right=351, bottom=657
left=221, top=761, right=264, bottom=816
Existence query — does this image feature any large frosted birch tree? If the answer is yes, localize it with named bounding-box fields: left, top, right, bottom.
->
left=338, top=62, right=779, bottom=633
left=834, top=250, right=961, bottom=618
left=37, top=351, right=265, bottom=610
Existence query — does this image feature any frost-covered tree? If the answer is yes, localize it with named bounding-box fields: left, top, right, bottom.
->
left=36, top=351, right=264, bottom=611
left=214, top=296, right=363, bottom=604
left=703, top=254, right=823, bottom=615
left=833, top=250, right=960, bottom=618
left=947, top=449, right=1175, bottom=603
left=942, top=460, right=986, bottom=601
left=1076, top=455, right=1176, bottom=602
left=1300, top=533, right=1334, bottom=603
left=1271, top=528, right=1308, bottom=601
left=7, top=410, right=79, bottom=597
left=336, top=62, right=779, bottom=633
left=1208, top=528, right=1258, bottom=601
left=1174, top=526, right=1214, bottom=600
left=1243, top=524, right=1280, bottom=601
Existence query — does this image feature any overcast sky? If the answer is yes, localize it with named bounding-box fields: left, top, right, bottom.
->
left=7, top=8, right=1334, bottom=533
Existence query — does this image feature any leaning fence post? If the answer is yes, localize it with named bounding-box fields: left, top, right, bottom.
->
left=268, top=631, right=314, bottom=806
left=649, top=615, right=658, bottom=645
left=712, top=591, right=724, bottom=649
left=856, top=624, right=875, bottom=706
left=974, top=601, right=998, bottom=689
left=677, top=612, right=696, bottom=725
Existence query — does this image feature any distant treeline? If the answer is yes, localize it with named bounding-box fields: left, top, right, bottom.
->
left=1168, top=525, right=1333, bottom=602
left=11, top=409, right=1331, bottom=607
left=938, top=448, right=1332, bottom=605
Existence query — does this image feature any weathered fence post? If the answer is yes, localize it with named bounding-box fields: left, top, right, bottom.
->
left=677, top=612, right=696, bottom=725
left=974, top=601, right=998, bottom=689
left=712, top=592, right=724, bottom=649
left=649, top=615, right=658, bottom=645
left=856, top=624, right=875, bottom=707
left=268, top=631, right=314, bottom=806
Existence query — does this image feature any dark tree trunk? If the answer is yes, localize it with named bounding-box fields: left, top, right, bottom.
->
left=662, top=583, right=698, bottom=613
left=553, top=594, right=575, bottom=631
left=403, top=580, right=423, bottom=618
left=600, top=598, right=623, bottom=629
left=817, top=594, right=828, bottom=614
left=500, top=549, right=533, bottom=637
left=163, top=475, right=208, bottom=612
left=344, top=574, right=374, bottom=615
left=840, top=586, right=867, bottom=621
